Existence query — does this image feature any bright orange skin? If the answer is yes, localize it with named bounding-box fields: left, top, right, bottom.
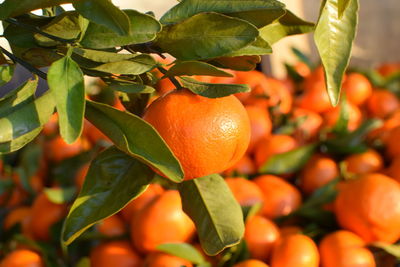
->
left=144, top=252, right=193, bottom=267
left=45, top=136, right=90, bottom=162
left=223, top=154, right=256, bottom=176
left=254, top=135, right=297, bottom=169
left=368, top=110, right=400, bottom=143
left=299, top=155, right=338, bottom=194
left=253, top=175, right=302, bottom=219
left=29, top=192, right=67, bottom=241
left=244, top=215, right=280, bottom=261
left=131, top=190, right=195, bottom=253
left=83, top=120, right=110, bottom=145
left=232, top=70, right=270, bottom=103
left=0, top=249, right=44, bottom=267
left=292, top=108, right=323, bottom=143
left=386, top=156, right=400, bottom=183
left=270, top=234, right=319, bottom=267
left=335, top=173, right=400, bottom=243
left=75, top=163, right=90, bottom=189
left=225, top=177, right=263, bottom=207
left=245, top=105, right=272, bottom=153
left=97, top=215, right=126, bottom=238
left=323, top=102, right=362, bottom=131
left=294, top=62, right=311, bottom=78
left=342, top=73, right=372, bottom=106
left=233, top=259, right=270, bottom=267
left=279, top=226, right=303, bottom=237
left=120, top=184, right=164, bottom=222
left=296, top=77, right=331, bottom=113
left=42, top=113, right=59, bottom=136
left=343, top=149, right=383, bottom=175
left=319, top=230, right=376, bottom=267
left=377, top=63, right=400, bottom=77
left=367, top=89, right=399, bottom=119
left=4, top=206, right=31, bottom=230
left=385, top=126, right=400, bottom=159
left=143, top=89, right=250, bottom=180
left=90, top=241, right=142, bottom=267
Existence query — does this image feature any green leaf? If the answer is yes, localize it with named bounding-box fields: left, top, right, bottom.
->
left=164, top=61, right=234, bottom=78
left=73, top=0, right=130, bottom=36
left=208, top=56, right=261, bottom=71
left=155, top=13, right=259, bottom=61
left=259, top=143, right=317, bottom=174
left=338, top=0, right=351, bottom=18
left=157, top=243, right=208, bottom=265
left=161, top=0, right=286, bottom=28
left=260, top=10, right=315, bottom=45
left=222, top=36, right=272, bottom=57
left=180, top=77, right=250, bottom=98
left=178, top=174, right=245, bottom=256
left=0, top=0, right=70, bottom=19
left=0, top=65, right=14, bottom=86
left=62, top=146, right=153, bottom=245
left=107, top=80, right=155, bottom=94
left=85, top=100, right=184, bottom=182
left=291, top=47, right=314, bottom=70
left=0, top=76, right=37, bottom=106
left=72, top=48, right=145, bottom=63
left=34, top=11, right=81, bottom=46
left=44, top=187, right=76, bottom=204
left=331, top=94, right=349, bottom=134
left=314, top=0, right=359, bottom=105
left=0, top=127, right=42, bottom=154
left=79, top=56, right=156, bottom=75
left=80, top=10, right=161, bottom=49
left=370, top=242, right=400, bottom=258
left=48, top=55, right=85, bottom=144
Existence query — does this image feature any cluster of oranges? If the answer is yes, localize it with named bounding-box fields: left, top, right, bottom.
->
left=1, top=59, right=400, bottom=267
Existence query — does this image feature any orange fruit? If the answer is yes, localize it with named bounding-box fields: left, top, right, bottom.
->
left=3, top=206, right=31, bottom=230
left=131, top=190, right=195, bottom=253
left=279, top=226, right=303, bottom=237
left=270, top=234, right=319, bottom=267
left=294, top=62, right=311, bottom=78
left=254, top=135, right=297, bottom=169
left=292, top=108, right=323, bottom=143
left=244, top=215, right=280, bottom=261
left=245, top=105, right=272, bottom=153
left=232, top=70, right=270, bottom=103
left=319, top=230, right=376, bottom=267
left=341, top=73, right=372, bottom=106
left=42, top=113, right=59, bottom=136
left=90, top=241, right=142, bottom=267
left=0, top=186, right=27, bottom=208
left=83, top=120, right=110, bottom=145
left=0, top=249, right=44, bottom=267
left=225, top=177, right=264, bottom=206
left=368, top=110, right=400, bottom=143
left=29, top=192, right=67, bottom=240
left=144, top=252, right=193, bottom=267
left=121, top=183, right=164, bottom=222
left=45, top=136, right=90, bottom=162
left=343, top=149, right=383, bottom=175
left=253, top=175, right=302, bottom=219
left=385, top=126, right=400, bottom=158
left=367, top=89, right=399, bottom=119
left=97, top=215, right=126, bottom=238
left=75, top=163, right=90, bottom=189
left=223, top=154, right=256, bottom=176
left=323, top=102, right=362, bottom=131
left=386, top=156, right=400, bottom=183
left=335, top=173, right=400, bottom=243
left=233, top=259, right=269, bottom=267
left=143, top=89, right=250, bottom=180
left=299, top=155, right=338, bottom=194
left=377, top=63, right=400, bottom=77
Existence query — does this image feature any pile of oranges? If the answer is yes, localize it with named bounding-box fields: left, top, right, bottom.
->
left=1, top=59, right=400, bottom=267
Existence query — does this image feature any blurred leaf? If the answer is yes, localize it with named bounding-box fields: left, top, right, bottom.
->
left=338, top=0, right=351, bottom=18
left=260, top=10, right=314, bottom=45
left=107, top=80, right=155, bottom=94
left=0, top=127, right=42, bottom=154
left=314, top=0, right=359, bottom=105
left=48, top=55, right=85, bottom=144
left=284, top=63, right=304, bottom=83
left=34, top=11, right=81, bottom=46
left=14, top=143, right=42, bottom=192
left=0, top=0, right=70, bottom=19
left=62, top=146, right=153, bottom=245
left=370, top=242, right=400, bottom=258
left=180, top=77, right=249, bottom=98
left=164, top=61, right=234, bottom=78
left=85, top=100, right=184, bottom=182
left=218, top=240, right=250, bottom=267
left=291, top=47, right=314, bottom=70
left=301, top=179, right=339, bottom=210
left=161, top=0, right=285, bottom=28
left=156, top=13, right=258, bottom=61
left=0, top=179, right=13, bottom=195
left=0, top=65, right=14, bottom=86
left=179, top=174, right=244, bottom=256
left=44, top=187, right=76, bottom=204
left=157, top=243, right=208, bottom=265
left=80, top=10, right=161, bottom=49
left=76, top=257, right=91, bottom=267
left=242, top=203, right=262, bottom=221
left=222, top=36, right=272, bottom=57
left=73, top=0, right=130, bottom=36
left=209, top=56, right=261, bottom=71
left=331, top=94, right=349, bottom=135
left=259, top=143, right=317, bottom=174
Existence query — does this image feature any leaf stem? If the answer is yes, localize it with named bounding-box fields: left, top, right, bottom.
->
left=157, top=66, right=182, bottom=90
left=0, top=46, right=47, bottom=80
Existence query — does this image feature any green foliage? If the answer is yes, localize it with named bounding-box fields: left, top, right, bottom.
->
left=164, top=61, right=234, bottom=78
left=209, top=56, right=261, bottom=71
left=0, top=65, right=14, bottom=86
left=180, top=77, right=250, bottom=98
left=44, top=187, right=76, bottom=204
left=157, top=243, right=210, bottom=266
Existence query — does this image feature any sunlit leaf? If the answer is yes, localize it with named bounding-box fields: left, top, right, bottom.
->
left=180, top=77, right=249, bottom=98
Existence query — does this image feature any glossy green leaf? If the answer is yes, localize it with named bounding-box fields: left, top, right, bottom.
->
left=314, top=0, right=359, bottom=105
left=73, top=0, right=130, bottom=36
left=72, top=48, right=145, bottom=63
left=85, top=100, right=184, bottom=182
left=0, top=0, right=70, bottom=19
left=44, top=187, right=76, bottom=204
left=156, top=13, right=259, bottom=61
left=180, top=77, right=249, bottom=98
left=157, top=243, right=208, bottom=265
left=259, top=143, right=317, bottom=174
left=0, top=127, right=42, bottom=154
left=338, top=0, right=351, bottom=18
left=80, top=10, right=161, bottom=49
left=79, top=56, right=156, bottom=75
left=0, top=65, right=14, bottom=87
left=178, top=174, right=244, bottom=256
left=0, top=77, right=38, bottom=115
left=164, top=61, right=234, bottom=78
left=62, top=146, right=153, bottom=245
left=107, top=80, right=155, bottom=94
left=260, top=10, right=314, bottom=45
left=331, top=94, right=349, bottom=134
left=34, top=11, right=81, bottom=46
left=48, top=55, right=85, bottom=144
left=161, top=0, right=285, bottom=28
left=208, top=56, right=261, bottom=71
left=222, top=36, right=272, bottom=57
